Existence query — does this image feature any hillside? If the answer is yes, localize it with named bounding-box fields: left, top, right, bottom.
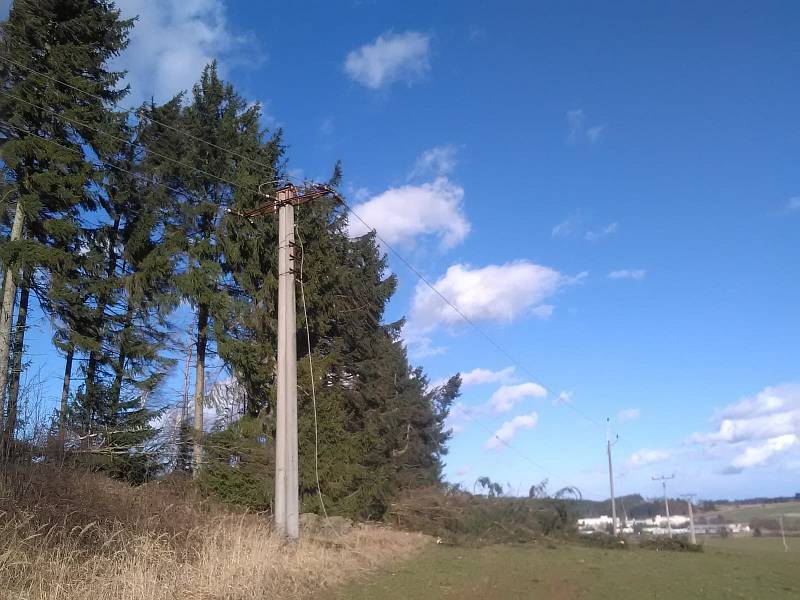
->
left=696, top=500, right=800, bottom=530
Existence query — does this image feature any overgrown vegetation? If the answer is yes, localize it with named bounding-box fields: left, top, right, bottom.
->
left=0, top=463, right=427, bottom=600
left=639, top=537, right=704, bottom=552
left=385, top=485, right=576, bottom=546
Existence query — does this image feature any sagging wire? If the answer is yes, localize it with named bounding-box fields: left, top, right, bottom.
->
left=294, top=221, right=330, bottom=523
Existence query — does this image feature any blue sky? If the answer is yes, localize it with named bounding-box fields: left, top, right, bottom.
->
left=7, top=1, right=800, bottom=500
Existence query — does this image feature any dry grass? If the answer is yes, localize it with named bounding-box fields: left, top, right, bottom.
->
left=0, top=465, right=427, bottom=600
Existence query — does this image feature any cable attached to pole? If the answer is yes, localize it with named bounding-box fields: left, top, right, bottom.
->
left=294, top=222, right=330, bottom=522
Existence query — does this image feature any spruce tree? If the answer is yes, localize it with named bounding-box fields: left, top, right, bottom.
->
left=148, top=63, right=266, bottom=476
left=0, top=0, right=131, bottom=447
left=64, top=115, right=175, bottom=480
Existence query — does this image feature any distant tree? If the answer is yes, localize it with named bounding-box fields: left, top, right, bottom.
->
left=529, top=479, right=549, bottom=499
left=476, top=476, right=503, bottom=498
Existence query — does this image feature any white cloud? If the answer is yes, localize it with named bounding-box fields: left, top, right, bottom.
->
left=461, top=366, right=516, bottom=387
left=566, top=109, right=606, bottom=144
left=445, top=401, right=474, bottom=435
left=627, top=448, right=670, bottom=468
left=485, top=412, right=539, bottom=450
left=113, top=0, right=257, bottom=104
left=731, top=434, right=799, bottom=470
left=585, top=222, right=618, bottom=241
left=693, top=413, right=799, bottom=445
left=551, top=214, right=579, bottom=238
left=429, top=366, right=515, bottom=392
left=455, top=464, right=473, bottom=477
left=566, top=109, right=585, bottom=143
left=410, top=261, right=584, bottom=331
left=347, top=177, right=470, bottom=250
left=402, top=327, right=446, bottom=359
left=691, top=384, right=800, bottom=472
left=692, top=384, right=800, bottom=445
left=608, top=269, right=646, bottom=281
left=617, top=408, right=641, bottom=422
left=489, top=382, right=547, bottom=413
left=320, top=117, right=334, bottom=136
left=554, top=390, right=573, bottom=406
left=717, top=386, right=792, bottom=420
left=552, top=214, right=617, bottom=242
left=344, top=31, right=431, bottom=89
left=409, top=145, right=459, bottom=180
left=783, top=197, right=800, bottom=214
left=586, top=125, right=606, bottom=143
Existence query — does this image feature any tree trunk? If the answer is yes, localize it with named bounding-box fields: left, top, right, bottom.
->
left=83, top=215, right=121, bottom=434
left=59, top=345, right=74, bottom=452
left=0, top=199, right=25, bottom=443
left=109, top=300, right=134, bottom=415
left=192, top=304, right=209, bottom=478
left=177, top=336, right=193, bottom=473
left=4, top=271, right=31, bottom=446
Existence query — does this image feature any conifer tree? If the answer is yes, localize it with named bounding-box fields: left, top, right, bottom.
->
left=0, top=0, right=131, bottom=447
left=63, top=115, right=175, bottom=479
left=148, top=63, right=266, bottom=476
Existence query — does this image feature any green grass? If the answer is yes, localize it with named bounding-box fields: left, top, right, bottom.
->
left=700, top=501, right=800, bottom=523
left=335, top=536, right=799, bottom=599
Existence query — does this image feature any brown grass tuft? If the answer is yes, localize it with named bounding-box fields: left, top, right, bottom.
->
left=0, top=465, right=427, bottom=599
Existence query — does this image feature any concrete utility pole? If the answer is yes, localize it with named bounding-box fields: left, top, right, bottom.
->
left=653, top=474, right=676, bottom=538
left=682, top=494, right=697, bottom=544
left=236, top=182, right=339, bottom=542
left=275, top=185, right=299, bottom=541
left=606, top=418, right=619, bottom=536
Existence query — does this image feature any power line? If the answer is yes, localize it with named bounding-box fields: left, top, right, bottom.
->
left=2, top=54, right=606, bottom=431
left=457, top=403, right=603, bottom=498
left=3, top=58, right=612, bottom=491
left=295, top=223, right=331, bottom=521
left=3, top=53, right=606, bottom=431
left=0, top=88, right=263, bottom=199
left=341, top=197, right=604, bottom=430
left=0, top=118, right=194, bottom=201
left=8, top=114, right=607, bottom=495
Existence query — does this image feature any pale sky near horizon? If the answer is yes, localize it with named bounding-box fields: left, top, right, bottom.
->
left=5, top=1, right=799, bottom=501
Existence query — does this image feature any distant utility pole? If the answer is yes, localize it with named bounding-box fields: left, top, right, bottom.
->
left=653, top=474, right=676, bottom=538
left=779, top=515, right=789, bottom=552
left=681, top=494, right=697, bottom=544
left=236, top=182, right=339, bottom=542
left=606, top=418, right=619, bottom=536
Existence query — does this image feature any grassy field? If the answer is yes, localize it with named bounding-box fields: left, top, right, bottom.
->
left=699, top=500, right=800, bottom=523
left=336, top=537, right=799, bottom=599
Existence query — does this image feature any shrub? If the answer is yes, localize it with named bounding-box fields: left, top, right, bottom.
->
left=579, top=532, right=629, bottom=550
left=384, top=486, right=576, bottom=545
left=639, top=537, right=703, bottom=552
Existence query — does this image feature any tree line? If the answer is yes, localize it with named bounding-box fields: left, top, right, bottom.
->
left=0, top=0, right=459, bottom=519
